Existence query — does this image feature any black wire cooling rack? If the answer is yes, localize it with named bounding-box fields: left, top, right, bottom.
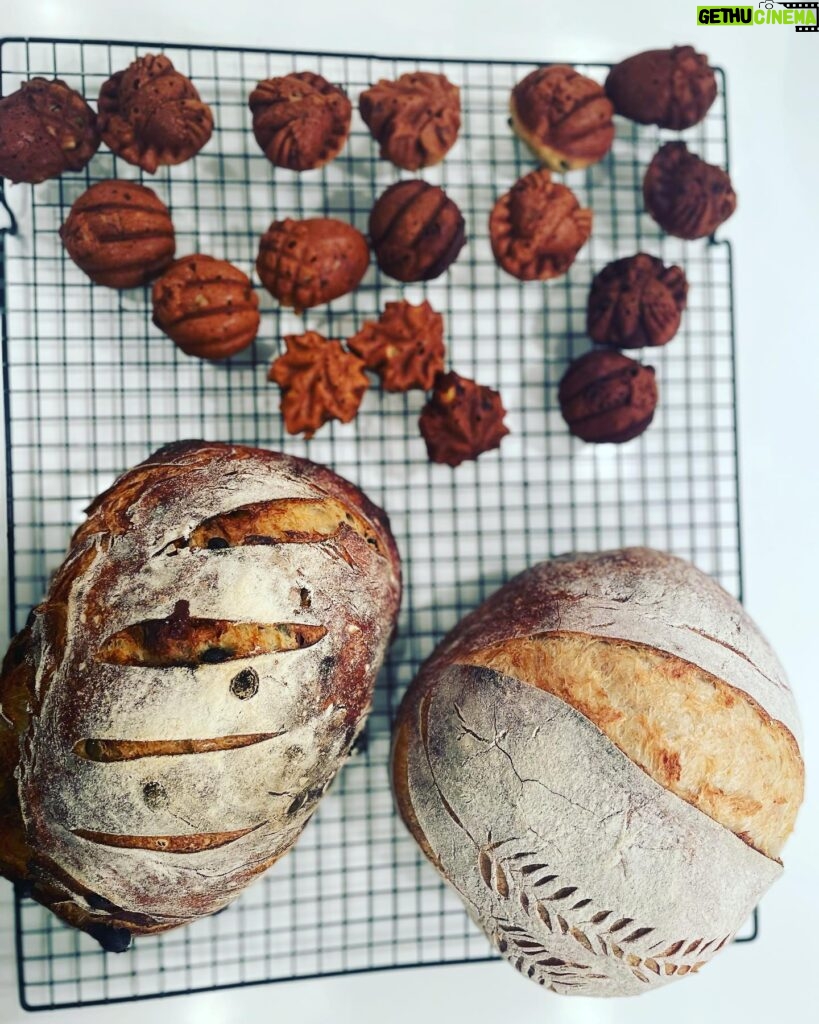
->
left=0, top=37, right=756, bottom=1011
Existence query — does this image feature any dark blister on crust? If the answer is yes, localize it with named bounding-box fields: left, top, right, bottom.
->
left=249, top=71, right=351, bottom=171
left=587, top=253, right=688, bottom=348
left=606, top=46, right=717, bottom=131
left=369, top=179, right=466, bottom=282
left=643, top=142, right=736, bottom=240
left=59, top=179, right=176, bottom=289
left=0, top=78, right=100, bottom=184
left=559, top=349, right=658, bottom=443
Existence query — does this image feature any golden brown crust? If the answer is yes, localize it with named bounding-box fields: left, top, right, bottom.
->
left=348, top=300, right=445, bottom=392
left=152, top=255, right=259, bottom=359
left=97, top=54, right=213, bottom=173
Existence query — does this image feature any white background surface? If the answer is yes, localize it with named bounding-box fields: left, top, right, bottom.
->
left=0, top=2, right=817, bottom=1022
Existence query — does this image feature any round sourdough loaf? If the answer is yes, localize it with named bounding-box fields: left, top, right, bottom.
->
left=393, top=548, right=803, bottom=997
left=0, top=441, right=401, bottom=949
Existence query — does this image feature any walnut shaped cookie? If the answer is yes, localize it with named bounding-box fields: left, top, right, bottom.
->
left=0, top=78, right=99, bottom=184
left=643, top=142, right=736, bottom=240
left=606, top=46, right=717, bottom=131
left=559, top=349, right=658, bottom=444
left=587, top=254, right=688, bottom=349
left=490, top=169, right=592, bottom=281
left=97, top=54, right=213, bottom=173
left=249, top=72, right=351, bottom=171
left=359, top=71, right=461, bottom=171
left=348, top=300, right=445, bottom=392
left=268, top=331, right=370, bottom=438
left=419, top=372, right=509, bottom=467
left=510, top=65, right=614, bottom=172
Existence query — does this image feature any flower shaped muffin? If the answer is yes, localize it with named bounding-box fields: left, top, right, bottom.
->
left=97, top=54, right=213, bottom=173
left=643, top=142, right=736, bottom=240
left=490, top=169, right=592, bottom=281
left=359, top=71, right=461, bottom=170
left=60, top=180, right=175, bottom=289
left=249, top=71, right=351, bottom=171
left=587, top=253, right=688, bottom=349
left=606, top=46, right=717, bottom=131
left=510, top=65, right=614, bottom=171
left=348, top=300, right=445, bottom=392
left=0, top=78, right=99, bottom=184
left=559, top=349, right=658, bottom=444
left=268, top=331, right=370, bottom=438
left=152, top=255, right=260, bottom=360
left=369, top=180, right=466, bottom=282
left=256, top=217, right=369, bottom=311
left=419, top=372, right=509, bottom=467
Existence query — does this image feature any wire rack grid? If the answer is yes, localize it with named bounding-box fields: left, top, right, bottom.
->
left=0, top=37, right=754, bottom=1011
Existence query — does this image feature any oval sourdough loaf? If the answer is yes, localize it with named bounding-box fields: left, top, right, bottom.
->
left=393, top=548, right=803, bottom=997
left=0, top=441, right=401, bottom=949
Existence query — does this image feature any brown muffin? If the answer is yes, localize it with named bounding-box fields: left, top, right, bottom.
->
left=369, top=180, right=465, bottom=282
left=419, top=372, right=509, bottom=467
left=644, top=142, right=736, bottom=240
left=559, top=349, right=658, bottom=444
left=268, top=331, right=370, bottom=438
left=249, top=72, right=351, bottom=171
left=59, top=180, right=175, bottom=289
left=97, top=54, right=213, bottom=173
left=489, top=168, right=592, bottom=281
left=152, top=255, right=260, bottom=360
left=587, top=253, right=688, bottom=349
left=0, top=78, right=99, bottom=184
left=606, top=46, right=717, bottom=130
left=510, top=65, right=614, bottom=172
left=256, top=217, right=369, bottom=311
left=359, top=71, right=461, bottom=171
left=348, top=299, right=445, bottom=392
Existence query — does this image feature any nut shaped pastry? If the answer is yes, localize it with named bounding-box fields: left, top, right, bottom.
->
left=559, top=349, right=658, bottom=443
left=152, top=255, right=260, bottom=360
left=392, top=547, right=803, bottom=996
left=0, top=440, right=401, bottom=947
left=490, top=169, right=592, bottom=281
left=587, top=254, right=688, bottom=349
left=359, top=71, right=461, bottom=170
left=60, top=180, right=176, bottom=289
left=606, top=46, right=717, bottom=131
left=268, top=331, right=370, bottom=437
left=369, top=180, right=466, bottom=283
left=249, top=72, right=351, bottom=171
left=419, top=372, right=509, bottom=467
left=348, top=300, right=445, bottom=392
left=510, top=65, right=614, bottom=172
left=256, top=217, right=370, bottom=311
left=98, top=53, right=213, bottom=173
left=0, top=78, right=99, bottom=184
left=644, top=142, right=736, bottom=240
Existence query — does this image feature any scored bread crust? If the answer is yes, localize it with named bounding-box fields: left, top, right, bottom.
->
left=393, top=548, right=803, bottom=997
left=0, top=441, right=401, bottom=945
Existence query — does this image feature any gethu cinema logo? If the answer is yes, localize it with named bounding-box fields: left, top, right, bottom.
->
left=697, top=4, right=818, bottom=23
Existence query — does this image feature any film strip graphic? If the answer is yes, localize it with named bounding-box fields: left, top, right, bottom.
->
left=776, top=2, right=819, bottom=31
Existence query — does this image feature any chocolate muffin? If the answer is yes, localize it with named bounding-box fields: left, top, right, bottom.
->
left=60, top=180, right=176, bottom=289
left=419, top=371, right=509, bottom=467
left=559, top=349, right=658, bottom=444
left=152, top=255, right=260, bottom=360
left=0, top=78, right=99, bottom=184
left=644, top=142, right=736, bottom=240
left=359, top=71, right=461, bottom=170
left=510, top=65, right=614, bottom=171
left=256, top=217, right=369, bottom=311
left=606, top=46, right=717, bottom=131
left=249, top=72, right=351, bottom=171
left=489, top=168, right=592, bottom=281
left=369, top=179, right=465, bottom=282
left=97, top=54, right=213, bottom=173
left=587, top=253, right=688, bottom=349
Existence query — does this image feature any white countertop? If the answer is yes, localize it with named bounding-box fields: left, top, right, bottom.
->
left=0, top=2, right=817, bottom=1022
